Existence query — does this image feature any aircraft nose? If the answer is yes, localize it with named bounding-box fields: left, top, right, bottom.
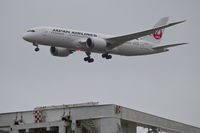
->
left=23, top=33, right=31, bottom=41
left=23, top=34, right=28, bottom=41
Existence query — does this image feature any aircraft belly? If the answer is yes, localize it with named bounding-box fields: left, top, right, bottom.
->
left=110, top=43, right=154, bottom=56
left=111, top=44, right=140, bottom=56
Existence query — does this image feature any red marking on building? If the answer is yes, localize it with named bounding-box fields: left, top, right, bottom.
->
left=34, top=110, right=42, bottom=123
left=115, top=105, right=121, bottom=114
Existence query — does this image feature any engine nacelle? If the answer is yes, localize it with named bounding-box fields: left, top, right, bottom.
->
left=50, top=47, right=72, bottom=57
left=86, top=37, right=107, bottom=51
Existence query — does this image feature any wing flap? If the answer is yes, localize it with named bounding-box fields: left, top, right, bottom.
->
left=106, top=20, right=186, bottom=49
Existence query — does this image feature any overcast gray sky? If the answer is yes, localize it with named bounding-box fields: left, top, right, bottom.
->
left=0, top=0, right=200, bottom=129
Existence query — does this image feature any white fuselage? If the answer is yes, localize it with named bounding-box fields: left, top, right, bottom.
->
left=23, top=27, right=165, bottom=56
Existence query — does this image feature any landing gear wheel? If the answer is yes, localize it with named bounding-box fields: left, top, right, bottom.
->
left=35, top=47, right=39, bottom=52
left=103, top=53, right=112, bottom=59
left=102, top=54, right=106, bottom=58
left=107, top=55, right=112, bottom=59
left=84, top=57, right=89, bottom=61
left=88, top=58, right=94, bottom=63
left=84, top=57, right=94, bottom=63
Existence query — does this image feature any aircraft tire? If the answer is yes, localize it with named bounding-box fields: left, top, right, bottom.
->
left=88, top=58, right=94, bottom=63
left=84, top=57, right=89, bottom=61
left=106, top=55, right=112, bottom=59
left=102, top=54, right=106, bottom=58
left=35, top=47, right=39, bottom=52
left=108, top=55, right=112, bottom=59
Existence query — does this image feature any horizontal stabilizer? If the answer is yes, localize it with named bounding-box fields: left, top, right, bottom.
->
left=153, top=43, right=187, bottom=49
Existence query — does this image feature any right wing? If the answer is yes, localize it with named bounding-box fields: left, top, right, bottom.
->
left=106, top=20, right=186, bottom=49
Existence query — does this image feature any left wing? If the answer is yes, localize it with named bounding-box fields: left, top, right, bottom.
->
left=106, top=20, right=186, bottom=49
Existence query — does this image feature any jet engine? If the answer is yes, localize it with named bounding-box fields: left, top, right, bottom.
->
left=86, top=38, right=107, bottom=51
left=50, top=47, right=72, bottom=57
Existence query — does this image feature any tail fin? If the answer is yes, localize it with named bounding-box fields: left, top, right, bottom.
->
left=142, top=17, right=169, bottom=45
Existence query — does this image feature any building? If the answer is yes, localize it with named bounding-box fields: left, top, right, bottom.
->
left=0, top=102, right=199, bottom=133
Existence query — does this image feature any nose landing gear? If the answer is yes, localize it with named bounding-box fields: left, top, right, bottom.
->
left=33, top=43, right=39, bottom=52
left=35, top=47, right=39, bottom=52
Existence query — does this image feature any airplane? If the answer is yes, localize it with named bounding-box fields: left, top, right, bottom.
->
left=23, top=17, right=187, bottom=63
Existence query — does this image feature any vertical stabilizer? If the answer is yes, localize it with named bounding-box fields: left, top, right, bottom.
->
left=142, top=17, right=169, bottom=45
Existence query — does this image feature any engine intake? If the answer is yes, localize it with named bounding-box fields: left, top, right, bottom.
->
left=86, top=38, right=94, bottom=48
left=86, top=38, right=107, bottom=51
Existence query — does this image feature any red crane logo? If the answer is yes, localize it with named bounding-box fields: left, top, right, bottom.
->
left=153, top=30, right=163, bottom=40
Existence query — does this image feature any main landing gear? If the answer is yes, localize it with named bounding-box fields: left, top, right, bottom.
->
left=83, top=53, right=112, bottom=63
left=84, top=52, right=94, bottom=63
left=33, top=43, right=39, bottom=52
left=102, top=53, right=112, bottom=59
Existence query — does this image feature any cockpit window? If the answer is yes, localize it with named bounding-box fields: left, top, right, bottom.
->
left=27, top=30, right=35, bottom=32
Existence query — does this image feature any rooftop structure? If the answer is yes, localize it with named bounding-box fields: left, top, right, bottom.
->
left=0, top=102, right=199, bottom=133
